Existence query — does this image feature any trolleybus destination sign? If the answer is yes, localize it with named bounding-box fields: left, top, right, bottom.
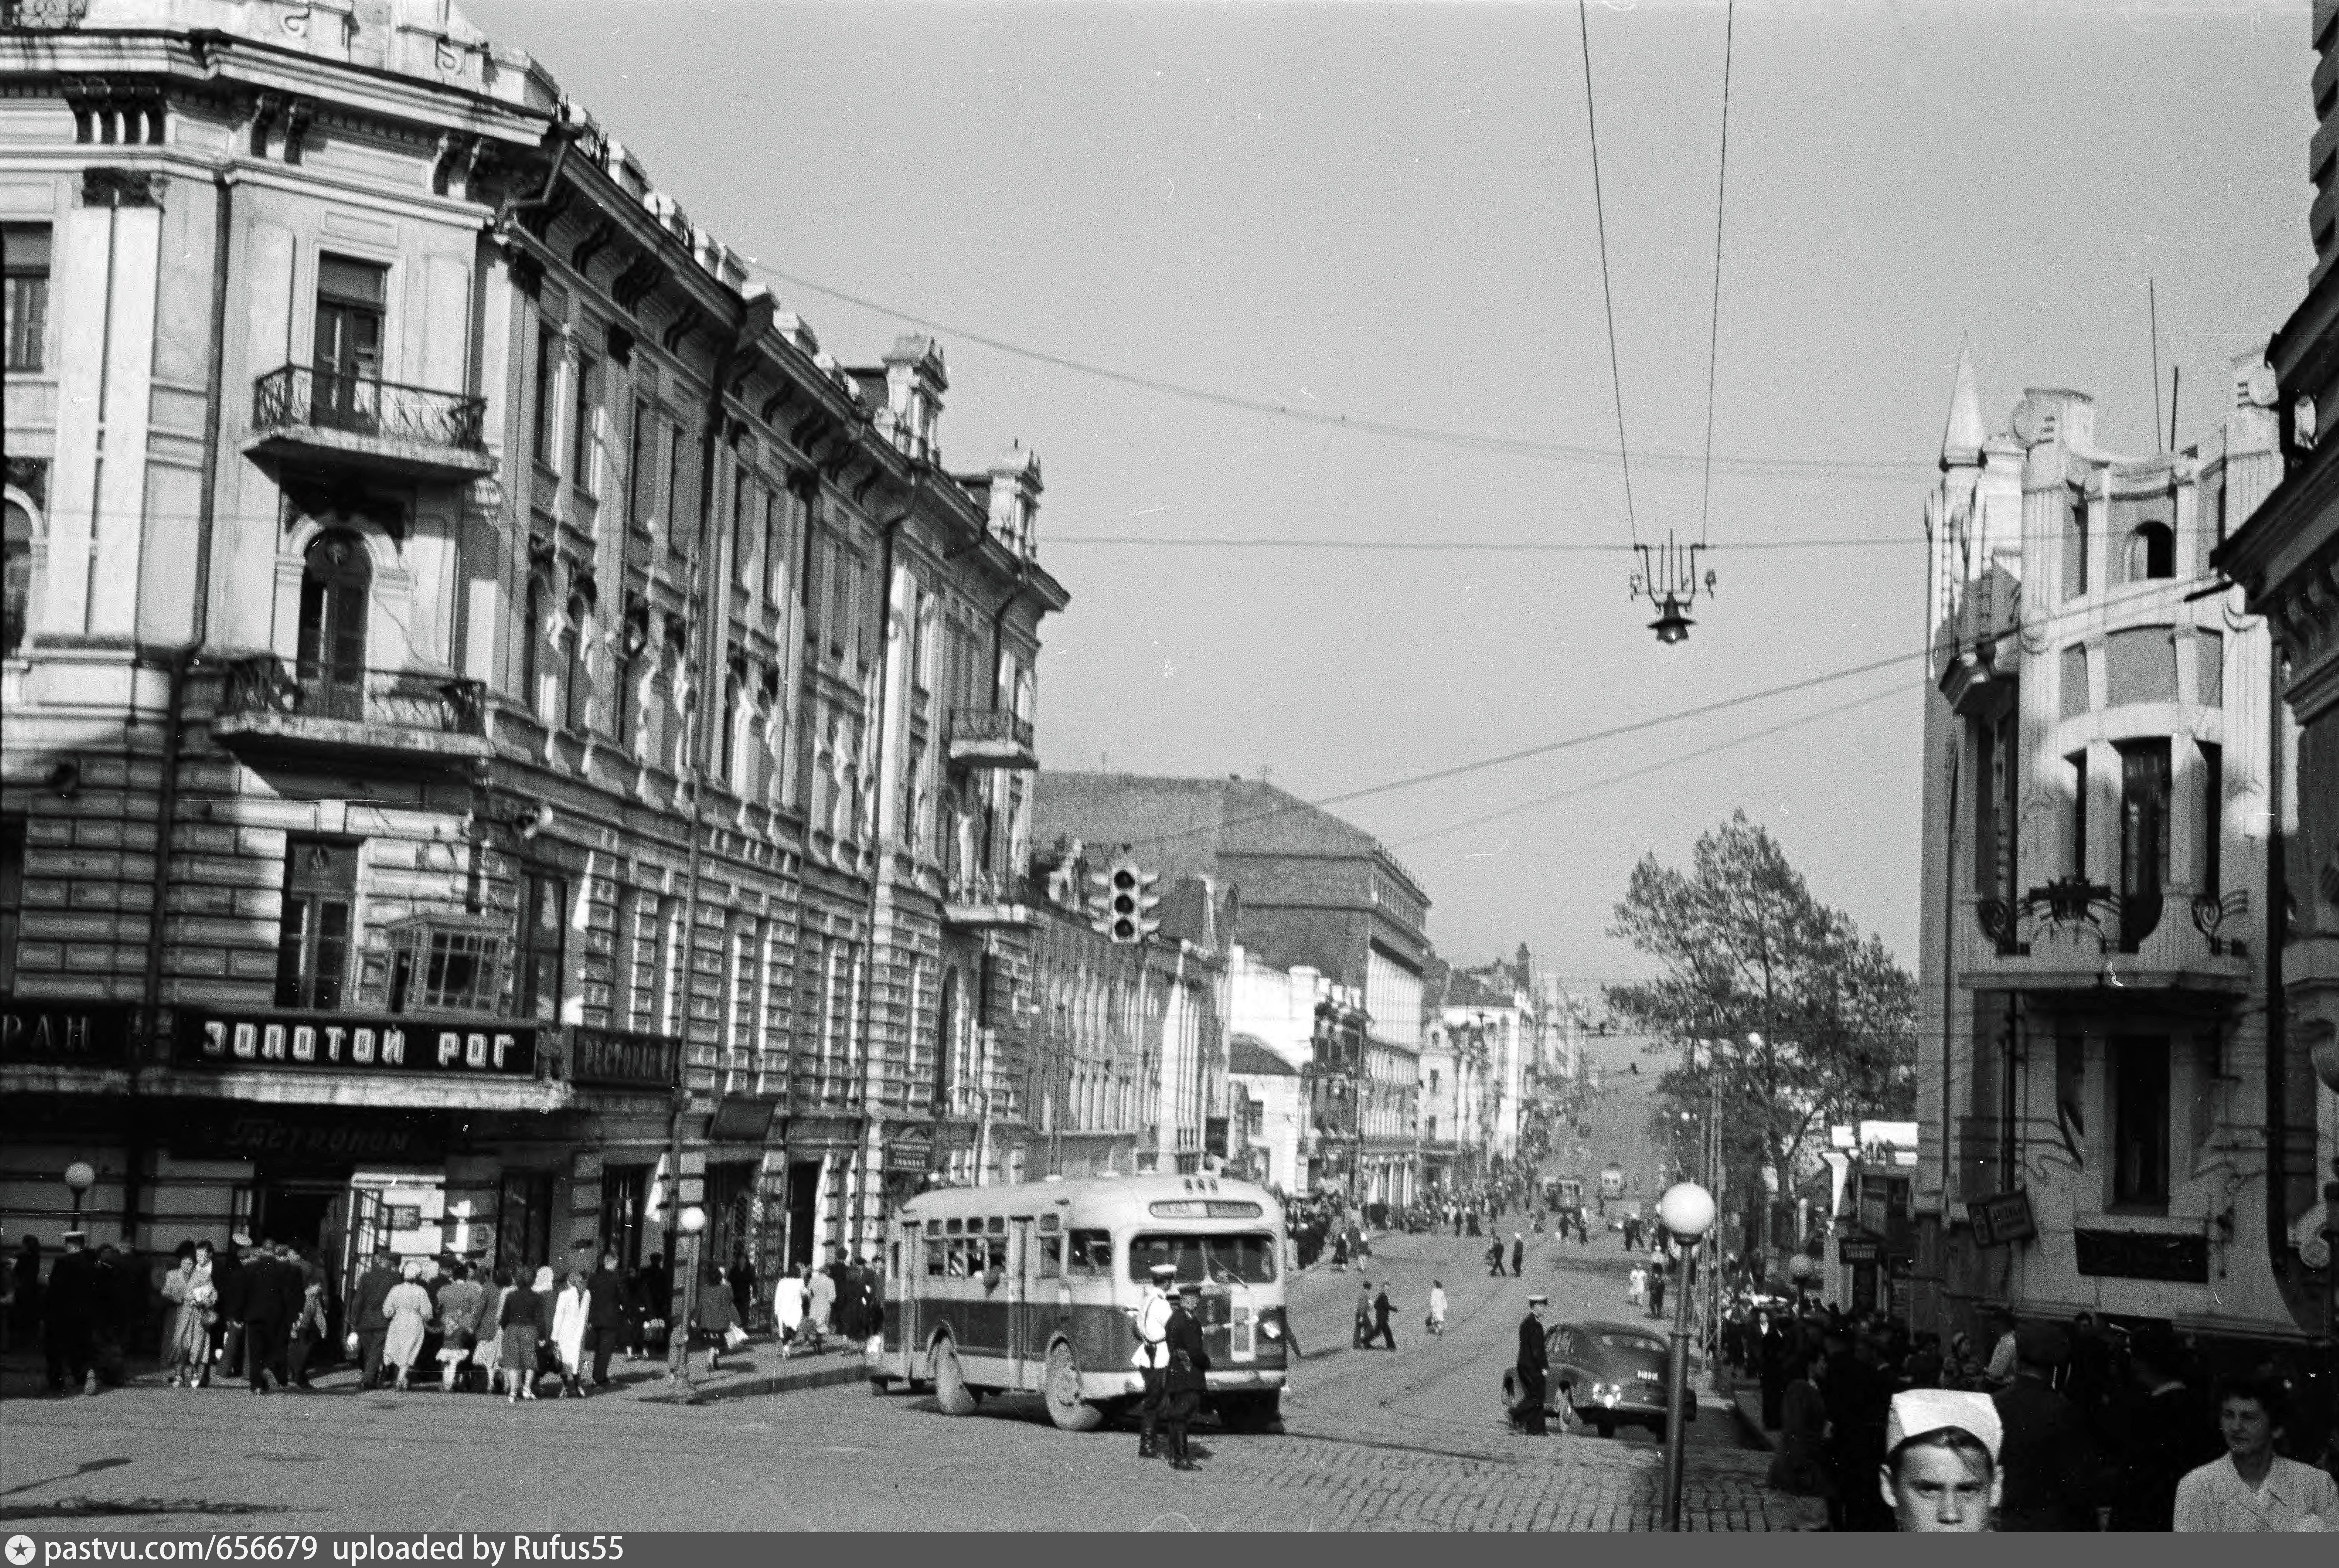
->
left=174, top=1008, right=539, bottom=1075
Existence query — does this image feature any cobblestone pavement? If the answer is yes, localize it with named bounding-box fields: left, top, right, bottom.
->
left=0, top=1232, right=1817, bottom=1532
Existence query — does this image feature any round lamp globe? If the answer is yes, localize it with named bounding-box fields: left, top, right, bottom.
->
left=678, top=1205, right=707, bottom=1236
left=63, top=1161, right=97, bottom=1195
left=1657, top=1181, right=1715, bottom=1240
left=1787, top=1254, right=1816, bottom=1282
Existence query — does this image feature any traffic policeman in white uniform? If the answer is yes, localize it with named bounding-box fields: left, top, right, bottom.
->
left=1130, top=1261, right=1176, bottom=1458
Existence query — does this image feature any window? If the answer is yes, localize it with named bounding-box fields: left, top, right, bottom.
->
left=2116, top=737, right=2171, bottom=931
left=626, top=403, right=655, bottom=534
left=386, top=919, right=504, bottom=1015
left=1125, top=1233, right=1279, bottom=1284
left=732, top=466, right=754, bottom=589
left=516, top=870, right=567, bottom=1022
left=521, top=578, right=544, bottom=716
left=274, top=838, right=359, bottom=1010
left=2194, top=631, right=2224, bottom=708
left=665, top=422, right=689, bottom=556
left=313, top=256, right=386, bottom=429
left=2063, top=495, right=2089, bottom=600
left=0, top=817, right=22, bottom=992
left=1066, top=1229, right=1112, bottom=1276
left=2122, top=522, right=2175, bottom=583
left=2198, top=741, right=2222, bottom=899
left=718, top=669, right=740, bottom=786
left=3, top=224, right=50, bottom=372
left=562, top=596, right=590, bottom=733
left=570, top=350, right=600, bottom=491
left=763, top=487, right=790, bottom=603
left=1038, top=1234, right=1062, bottom=1278
left=2068, top=750, right=2089, bottom=879
left=825, top=541, right=849, bottom=662
left=2111, top=1035, right=2170, bottom=1208
left=3, top=497, right=32, bottom=655
left=295, top=533, right=370, bottom=720
left=532, top=325, right=560, bottom=468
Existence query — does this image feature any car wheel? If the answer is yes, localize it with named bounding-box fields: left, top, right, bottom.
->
left=932, top=1340, right=979, bottom=1416
left=1043, top=1344, right=1101, bottom=1432
left=1590, top=1416, right=1616, bottom=1439
left=1555, top=1383, right=1583, bottom=1434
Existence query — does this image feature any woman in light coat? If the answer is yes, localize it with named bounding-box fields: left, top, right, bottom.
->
left=772, top=1267, right=805, bottom=1358
left=158, top=1240, right=216, bottom=1386
left=549, top=1268, right=591, bottom=1398
left=381, top=1260, right=435, bottom=1391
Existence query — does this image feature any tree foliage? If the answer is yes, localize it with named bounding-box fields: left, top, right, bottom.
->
left=1603, top=811, right=1916, bottom=1227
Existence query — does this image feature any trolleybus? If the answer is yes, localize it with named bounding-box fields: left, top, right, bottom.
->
left=867, top=1172, right=1290, bottom=1433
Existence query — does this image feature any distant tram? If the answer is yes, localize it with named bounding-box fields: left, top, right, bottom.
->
left=868, top=1173, right=1291, bottom=1433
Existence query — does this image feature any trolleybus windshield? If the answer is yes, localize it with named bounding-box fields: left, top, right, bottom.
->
left=1126, top=1232, right=1279, bottom=1285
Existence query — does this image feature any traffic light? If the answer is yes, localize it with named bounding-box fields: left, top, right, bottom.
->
left=1097, top=850, right=1160, bottom=945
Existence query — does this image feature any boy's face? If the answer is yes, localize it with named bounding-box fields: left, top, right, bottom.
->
left=1880, top=1446, right=1998, bottom=1532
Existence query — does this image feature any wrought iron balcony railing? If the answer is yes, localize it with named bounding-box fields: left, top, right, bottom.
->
left=252, top=365, right=488, bottom=454
left=215, top=655, right=487, bottom=737
left=1974, top=876, right=2162, bottom=955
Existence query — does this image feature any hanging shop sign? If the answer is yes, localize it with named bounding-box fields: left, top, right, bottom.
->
left=1966, top=1189, right=2038, bottom=1248
left=175, top=1008, right=538, bottom=1076
left=566, top=1027, right=683, bottom=1090
left=1, top=998, right=135, bottom=1065
left=1837, top=1236, right=1884, bottom=1265
left=884, top=1126, right=934, bottom=1173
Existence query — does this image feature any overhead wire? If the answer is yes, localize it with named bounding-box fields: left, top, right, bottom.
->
left=1698, top=0, right=1737, bottom=548
left=744, top=258, right=1930, bottom=481
left=1575, top=0, right=1639, bottom=545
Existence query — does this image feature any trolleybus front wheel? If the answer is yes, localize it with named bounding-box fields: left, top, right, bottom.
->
left=932, top=1339, right=980, bottom=1416
left=1043, top=1344, right=1103, bottom=1432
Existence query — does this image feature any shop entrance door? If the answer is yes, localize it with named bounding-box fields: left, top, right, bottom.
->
left=784, top=1162, right=820, bottom=1270
left=498, top=1171, right=554, bottom=1279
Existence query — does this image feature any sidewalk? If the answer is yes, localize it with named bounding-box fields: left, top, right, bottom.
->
left=1730, top=1385, right=1777, bottom=1451
left=0, top=1337, right=865, bottom=1407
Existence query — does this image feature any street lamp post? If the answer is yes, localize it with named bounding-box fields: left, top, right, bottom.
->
left=671, top=1204, right=706, bottom=1391
left=1657, top=1180, right=1716, bottom=1532
left=63, top=1162, right=95, bottom=1231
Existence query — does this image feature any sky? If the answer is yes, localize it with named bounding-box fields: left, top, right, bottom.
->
left=464, top=0, right=2310, bottom=998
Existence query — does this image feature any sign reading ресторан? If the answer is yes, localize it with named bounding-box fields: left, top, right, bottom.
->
left=566, top=1025, right=682, bottom=1089
left=175, top=1008, right=539, bottom=1076
left=0, top=998, right=135, bottom=1064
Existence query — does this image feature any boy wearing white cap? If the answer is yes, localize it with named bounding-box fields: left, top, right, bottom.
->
left=1879, top=1388, right=2002, bottom=1533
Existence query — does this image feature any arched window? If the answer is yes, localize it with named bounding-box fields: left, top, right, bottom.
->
left=3, top=495, right=34, bottom=656
left=935, top=966, right=959, bottom=1107
left=614, top=647, right=637, bottom=753
left=520, top=577, right=544, bottom=718
left=563, top=594, right=590, bottom=732
left=296, top=531, right=370, bottom=719
left=2123, top=522, right=2175, bottom=582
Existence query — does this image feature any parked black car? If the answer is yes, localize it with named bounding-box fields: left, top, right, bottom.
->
left=1501, top=1318, right=1697, bottom=1438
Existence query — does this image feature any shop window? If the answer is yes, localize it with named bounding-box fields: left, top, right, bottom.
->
left=516, top=870, right=567, bottom=1022
left=598, top=1166, right=649, bottom=1268
left=274, top=837, right=359, bottom=1010
left=385, top=914, right=505, bottom=1016
left=497, top=1170, right=554, bottom=1280
left=312, top=255, right=385, bottom=428
left=2110, top=1035, right=2170, bottom=1209
left=3, top=224, right=50, bottom=372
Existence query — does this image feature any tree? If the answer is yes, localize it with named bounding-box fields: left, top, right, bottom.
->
left=1603, top=811, right=1916, bottom=1250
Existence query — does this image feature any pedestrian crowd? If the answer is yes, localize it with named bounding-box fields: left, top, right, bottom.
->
left=1730, top=1292, right=2339, bottom=1532
left=11, top=1227, right=882, bottom=1400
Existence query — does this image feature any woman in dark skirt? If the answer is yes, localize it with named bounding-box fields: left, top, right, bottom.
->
left=499, top=1267, right=546, bottom=1402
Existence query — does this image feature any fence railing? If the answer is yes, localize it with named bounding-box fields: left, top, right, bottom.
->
left=216, top=655, right=487, bottom=736
left=252, top=364, right=487, bottom=452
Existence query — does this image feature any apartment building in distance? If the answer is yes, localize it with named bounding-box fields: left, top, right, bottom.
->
left=0, top=0, right=1064, bottom=1304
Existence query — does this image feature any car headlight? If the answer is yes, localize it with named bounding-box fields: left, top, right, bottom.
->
left=1592, top=1382, right=1622, bottom=1406
left=1259, top=1319, right=1283, bottom=1340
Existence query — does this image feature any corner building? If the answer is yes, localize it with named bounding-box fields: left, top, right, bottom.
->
left=1910, top=348, right=2326, bottom=1354
left=0, top=0, right=1064, bottom=1304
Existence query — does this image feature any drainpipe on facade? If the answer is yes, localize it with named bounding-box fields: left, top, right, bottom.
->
left=2266, top=641, right=2299, bottom=1316
left=130, top=165, right=235, bottom=1245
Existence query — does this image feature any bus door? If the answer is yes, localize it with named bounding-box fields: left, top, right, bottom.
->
left=1007, top=1216, right=1033, bottom=1386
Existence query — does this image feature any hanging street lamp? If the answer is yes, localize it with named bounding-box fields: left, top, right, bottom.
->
left=1629, top=532, right=1716, bottom=645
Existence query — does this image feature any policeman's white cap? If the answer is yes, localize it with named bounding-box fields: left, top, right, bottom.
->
left=1149, top=1263, right=1178, bottom=1278
left=1526, top=1293, right=1549, bottom=1305
left=1886, top=1389, right=2002, bottom=1463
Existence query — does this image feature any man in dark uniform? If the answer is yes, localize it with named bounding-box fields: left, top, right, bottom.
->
left=1991, top=1321, right=2108, bottom=1531
left=1510, top=1233, right=1525, bottom=1279
left=586, top=1250, right=626, bottom=1389
left=1370, top=1284, right=1396, bottom=1350
left=1513, top=1294, right=1550, bottom=1434
left=2107, top=1330, right=2218, bottom=1531
left=1161, top=1280, right=1212, bottom=1471
left=44, top=1230, right=98, bottom=1394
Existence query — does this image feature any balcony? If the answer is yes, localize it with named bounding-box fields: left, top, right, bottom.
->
left=1956, top=877, right=2250, bottom=997
left=244, top=366, right=494, bottom=483
left=940, top=870, right=1038, bottom=932
left=946, top=706, right=1037, bottom=771
left=211, top=655, right=493, bottom=766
